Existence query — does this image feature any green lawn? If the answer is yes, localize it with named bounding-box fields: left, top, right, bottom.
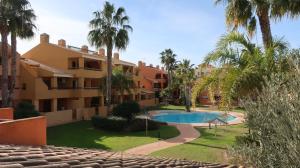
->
left=47, top=121, right=180, bottom=151
left=151, top=124, right=247, bottom=163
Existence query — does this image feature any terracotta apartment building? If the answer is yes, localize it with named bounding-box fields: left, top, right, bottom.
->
left=0, top=33, right=156, bottom=126
left=138, top=61, right=168, bottom=103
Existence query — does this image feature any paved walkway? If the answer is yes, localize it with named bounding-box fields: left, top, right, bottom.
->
left=125, top=124, right=200, bottom=155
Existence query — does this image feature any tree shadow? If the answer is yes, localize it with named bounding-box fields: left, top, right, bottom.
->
left=185, top=141, right=227, bottom=150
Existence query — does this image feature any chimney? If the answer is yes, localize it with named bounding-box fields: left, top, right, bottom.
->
left=138, top=61, right=143, bottom=67
left=58, top=39, right=66, bottom=47
left=40, top=33, right=49, bottom=44
left=114, top=52, right=119, bottom=60
left=156, top=65, right=160, bottom=69
left=99, top=48, right=105, bottom=57
left=81, top=45, right=88, bottom=53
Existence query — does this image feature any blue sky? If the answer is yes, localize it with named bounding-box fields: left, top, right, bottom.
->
left=19, top=0, right=300, bottom=67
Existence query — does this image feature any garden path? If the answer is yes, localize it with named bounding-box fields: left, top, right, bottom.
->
left=125, top=124, right=200, bottom=155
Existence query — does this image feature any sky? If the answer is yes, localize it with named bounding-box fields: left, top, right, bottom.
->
left=18, top=0, right=300, bottom=67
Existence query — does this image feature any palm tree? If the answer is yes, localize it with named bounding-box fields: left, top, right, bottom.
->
left=160, top=49, right=177, bottom=87
left=112, top=66, right=134, bottom=103
left=8, top=0, right=36, bottom=106
left=88, top=1, right=132, bottom=113
left=0, top=0, right=11, bottom=107
left=192, top=32, right=288, bottom=109
left=176, top=59, right=195, bottom=112
left=215, top=0, right=300, bottom=49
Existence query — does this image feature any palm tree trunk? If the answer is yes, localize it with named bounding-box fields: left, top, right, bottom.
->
left=106, top=45, right=113, bottom=113
left=9, top=32, right=17, bottom=107
left=257, top=6, right=273, bottom=49
left=1, top=30, right=9, bottom=107
left=185, top=85, right=190, bottom=112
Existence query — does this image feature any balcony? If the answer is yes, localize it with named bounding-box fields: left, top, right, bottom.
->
left=84, top=59, right=102, bottom=71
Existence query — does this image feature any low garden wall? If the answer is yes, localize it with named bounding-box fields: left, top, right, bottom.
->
left=0, top=108, right=14, bottom=120
left=139, top=99, right=156, bottom=107
left=44, top=110, right=73, bottom=127
left=0, top=115, right=46, bottom=146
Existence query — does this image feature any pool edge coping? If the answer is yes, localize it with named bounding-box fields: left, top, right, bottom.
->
left=148, top=109, right=245, bottom=127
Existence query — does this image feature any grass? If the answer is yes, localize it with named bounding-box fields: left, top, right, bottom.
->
left=151, top=124, right=247, bottom=163
left=47, top=121, right=180, bottom=151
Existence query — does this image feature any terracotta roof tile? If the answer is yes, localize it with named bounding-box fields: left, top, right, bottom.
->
left=0, top=145, right=238, bottom=168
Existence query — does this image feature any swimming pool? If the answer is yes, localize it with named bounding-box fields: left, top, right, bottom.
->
left=151, top=110, right=236, bottom=124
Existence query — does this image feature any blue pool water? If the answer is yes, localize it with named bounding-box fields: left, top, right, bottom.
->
left=151, top=110, right=236, bottom=124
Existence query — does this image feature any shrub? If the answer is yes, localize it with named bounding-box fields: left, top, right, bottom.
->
left=229, top=73, right=300, bottom=167
left=14, top=101, right=40, bottom=119
left=91, top=116, right=126, bottom=132
left=112, top=101, right=140, bottom=122
left=126, top=118, right=160, bottom=132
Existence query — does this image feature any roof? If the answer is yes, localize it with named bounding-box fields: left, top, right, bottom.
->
left=21, top=58, right=73, bottom=78
left=0, top=145, right=233, bottom=168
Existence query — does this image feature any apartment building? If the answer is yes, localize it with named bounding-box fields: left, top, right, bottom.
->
left=0, top=33, right=155, bottom=126
left=138, top=61, right=168, bottom=103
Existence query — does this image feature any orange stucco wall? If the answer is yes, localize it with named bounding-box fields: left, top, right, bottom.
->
left=0, top=116, right=47, bottom=146
left=0, top=108, right=14, bottom=120
left=138, top=62, right=167, bottom=91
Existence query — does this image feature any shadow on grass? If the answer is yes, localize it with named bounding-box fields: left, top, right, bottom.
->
left=185, top=141, right=227, bottom=150
left=47, top=121, right=179, bottom=151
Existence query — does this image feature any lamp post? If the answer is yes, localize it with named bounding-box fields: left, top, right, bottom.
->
left=145, top=108, right=148, bottom=136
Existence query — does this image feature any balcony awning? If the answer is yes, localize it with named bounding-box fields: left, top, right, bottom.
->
left=21, top=58, right=74, bottom=78
left=82, top=54, right=105, bottom=61
left=114, top=59, right=136, bottom=67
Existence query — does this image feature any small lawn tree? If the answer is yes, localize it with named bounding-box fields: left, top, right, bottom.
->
left=14, top=101, right=40, bottom=119
left=112, top=101, right=140, bottom=123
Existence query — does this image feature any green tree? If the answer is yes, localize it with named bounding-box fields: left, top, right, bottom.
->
left=8, top=0, right=36, bottom=106
left=112, top=101, right=140, bottom=123
left=160, top=49, right=177, bottom=101
left=192, top=32, right=288, bottom=109
left=215, top=0, right=300, bottom=49
left=175, top=59, right=195, bottom=112
left=14, top=101, right=40, bottom=119
left=112, top=66, right=134, bottom=102
left=0, top=0, right=12, bottom=107
left=0, top=0, right=35, bottom=107
left=160, top=49, right=177, bottom=85
left=88, top=1, right=132, bottom=113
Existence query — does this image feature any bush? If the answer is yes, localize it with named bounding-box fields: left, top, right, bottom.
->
left=91, top=116, right=162, bottom=132
left=112, top=101, right=140, bottom=122
left=14, top=101, right=40, bottom=119
left=126, top=118, right=160, bottom=132
left=91, top=116, right=126, bottom=132
left=229, top=73, right=300, bottom=167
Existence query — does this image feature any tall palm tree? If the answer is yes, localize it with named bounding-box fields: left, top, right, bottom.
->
left=160, top=49, right=177, bottom=87
left=112, top=66, right=134, bottom=103
left=176, top=59, right=195, bottom=112
left=88, top=1, right=132, bottom=113
left=192, top=32, right=288, bottom=109
left=215, top=0, right=300, bottom=49
left=8, top=0, right=36, bottom=106
left=0, top=0, right=11, bottom=107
